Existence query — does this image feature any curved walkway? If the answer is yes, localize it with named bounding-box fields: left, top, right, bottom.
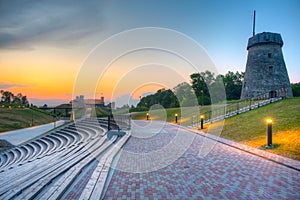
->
left=0, top=120, right=66, bottom=145
left=104, top=120, right=300, bottom=199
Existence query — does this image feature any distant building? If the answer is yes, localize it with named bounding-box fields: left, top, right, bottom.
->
left=74, top=95, right=84, bottom=102
left=71, top=95, right=106, bottom=108
left=84, top=98, right=105, bottom=107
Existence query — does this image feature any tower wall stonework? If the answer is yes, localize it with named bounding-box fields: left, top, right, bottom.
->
left=241, top=32, right=293, bottom=99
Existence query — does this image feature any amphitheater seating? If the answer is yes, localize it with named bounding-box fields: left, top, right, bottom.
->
left=0, top=117, right=131, bottom=199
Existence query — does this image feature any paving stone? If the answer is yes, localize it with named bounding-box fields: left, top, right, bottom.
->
left=104, top=121, right=300, bottom=199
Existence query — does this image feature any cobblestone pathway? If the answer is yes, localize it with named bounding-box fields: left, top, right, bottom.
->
left=104, top=121, right=300, bottom=199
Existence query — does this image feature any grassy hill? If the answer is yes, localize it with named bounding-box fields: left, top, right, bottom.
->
left=205, top=97, right=300, bottom=160
left=131, top=98, right=300, bottom=160
left=0, top=108, right=55, bottom=133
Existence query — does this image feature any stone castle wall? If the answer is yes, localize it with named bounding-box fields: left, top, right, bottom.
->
left=241, top=32, right=293, bottom=99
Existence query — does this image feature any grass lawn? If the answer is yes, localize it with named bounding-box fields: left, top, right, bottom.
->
left=0, top=108, right=55, bottom=132
left=203, top=97, right=300, bottom=160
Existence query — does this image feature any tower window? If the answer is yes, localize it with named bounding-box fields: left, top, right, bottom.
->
left=268, top=53, right=272, bottom=58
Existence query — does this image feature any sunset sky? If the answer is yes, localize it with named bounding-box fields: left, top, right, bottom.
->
left=0, top=0, right=299, bottom=106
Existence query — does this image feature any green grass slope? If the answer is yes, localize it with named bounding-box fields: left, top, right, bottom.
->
left=206, top=97, right=300, bottom=160
left=0, top=108, right=55, bottom=132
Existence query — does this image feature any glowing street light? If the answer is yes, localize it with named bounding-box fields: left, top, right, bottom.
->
left=175, top=113, right=178, bottom=123
left=266, top=118, right=273, bottom=148
left=146, top=112, right=149, bottom=120
left=266, top=118, right=273, bottom=124
left=200, top=115, right=204, bottom=129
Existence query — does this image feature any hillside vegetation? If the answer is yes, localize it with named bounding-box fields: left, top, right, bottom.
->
left=0, top=108, right=55, bottom=132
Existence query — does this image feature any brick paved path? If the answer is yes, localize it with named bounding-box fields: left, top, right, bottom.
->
left=104, top=121, right=300, bottom=199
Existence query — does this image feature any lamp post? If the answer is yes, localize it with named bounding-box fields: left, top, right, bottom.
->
left=200, top=115, right=204, bottom=129
left=175, top=113, right=178, bottom=124
left=108, top=114, right=111, bottom=130
left=266, top=118, right=273, bottom=148
left=146, top=112, right=149, bottom=120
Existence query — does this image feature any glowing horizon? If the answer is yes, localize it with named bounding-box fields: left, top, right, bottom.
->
left=1, top=1, right=299, bottom=106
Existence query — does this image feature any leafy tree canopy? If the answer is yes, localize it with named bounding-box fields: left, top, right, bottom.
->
left=291, top=82, right=300, bottom=97
left=136, top=70, right=245, bottom=109
left=0, top=90, right=29, bottom=106
left=137, top=88, right=179, bottom=109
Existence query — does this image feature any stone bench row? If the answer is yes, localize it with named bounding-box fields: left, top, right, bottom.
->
left=0, top=117, right=130, bottom=199
left=0, top=118, right=107, bottom=171
left=0, top=136, right=103, bottom=199
left=38, top=135, right=119, bottom=200
left=81, top=131, right=131, bottom=199
left=0, top=134, right=120, bottom=199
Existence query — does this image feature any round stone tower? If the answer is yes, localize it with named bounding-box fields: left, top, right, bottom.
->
left=241, top=32, right=293, bottom=99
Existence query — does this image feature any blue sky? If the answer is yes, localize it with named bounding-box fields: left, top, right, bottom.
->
left=105, top=0, right=299, bottom=81
left=0, top=0, right=299, bottom=105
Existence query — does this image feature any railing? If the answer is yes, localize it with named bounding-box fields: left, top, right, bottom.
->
left=108, top=114, right=131, bottom=131
left=188, top=90, right=286, bottom=128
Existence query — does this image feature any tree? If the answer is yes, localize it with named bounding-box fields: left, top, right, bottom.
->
left=190, top=70, right=215, bottom=105
left=12, top=93, right=23, bottom=105
left=173, top=82, right=197, bottom=107
left=137, top=88, right=179, bottom=109
left=210, top=77, right=226, bottom=103
left=21, top=96, right=29, bottom=106
left=222, top=71, right=244, bottom=100
left=190, top=70, right=244, bottom=104
left=0, top=90, right=29, bottom=106
left=0, top=90, right=3, bottom=103
left=1, top=91, right=14, bottom=104
left=291, top=82, right=300, bottom=97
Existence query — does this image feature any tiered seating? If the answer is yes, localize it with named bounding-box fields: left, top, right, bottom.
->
left=0, top=117, right=130, bottom=199
left=0, top=118, right=108, bottom=170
